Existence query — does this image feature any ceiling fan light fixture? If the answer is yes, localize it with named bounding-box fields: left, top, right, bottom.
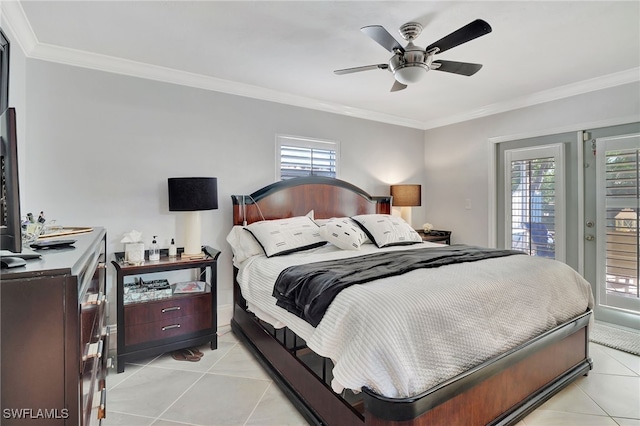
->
left=336, top=19, right=492, bottom=90
left=393, top=64, right=428, bottom=85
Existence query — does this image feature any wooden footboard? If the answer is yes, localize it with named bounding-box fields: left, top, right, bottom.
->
left=232, top=303, right=592, bottom=426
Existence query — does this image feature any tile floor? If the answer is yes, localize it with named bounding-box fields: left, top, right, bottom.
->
left=103, top=326, right=640, bottom=426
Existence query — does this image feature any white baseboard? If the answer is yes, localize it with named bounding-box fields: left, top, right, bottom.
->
left=217, top=303, right=233, bottom=327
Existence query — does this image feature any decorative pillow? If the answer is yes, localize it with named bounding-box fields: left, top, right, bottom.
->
left=350, top=214, right=422, bottom=248
left=226, top=226, right=264, bottom=264
left=319, top=217, right=368, bottom=250
left=245, top=216, right=326, bottom=257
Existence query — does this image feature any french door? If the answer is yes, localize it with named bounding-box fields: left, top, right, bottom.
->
left=584, top=125, right=640, bottom=329
left=496, top=123, right=639, bottom=329
left=496, top=132, right=577, bottom=267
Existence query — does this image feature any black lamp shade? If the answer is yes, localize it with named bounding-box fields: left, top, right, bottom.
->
left=168, top=177, right=218, bottom=211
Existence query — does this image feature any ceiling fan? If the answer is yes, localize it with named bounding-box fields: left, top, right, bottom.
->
left=334, top=19, right=492, bottom=92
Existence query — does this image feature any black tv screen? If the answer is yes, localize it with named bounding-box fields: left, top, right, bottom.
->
left=0, top=107, right=21, bottom=253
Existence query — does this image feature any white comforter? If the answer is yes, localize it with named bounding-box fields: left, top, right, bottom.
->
left=235, top=242, right=594, bottom=398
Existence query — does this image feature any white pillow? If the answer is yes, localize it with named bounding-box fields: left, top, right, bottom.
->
left=319, top=217, right=368, bottom=250
left=245, top=216, right=326, bottom=257
left=351, top=214, right=422, bottom=248
left=226, top=226, right=264, bottom=264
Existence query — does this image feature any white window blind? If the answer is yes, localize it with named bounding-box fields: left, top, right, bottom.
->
left=505, top=144, right=565, bottom=261
left=603, top=147, right=639, bottom=298
left=276, top=135, right=339, bottom=180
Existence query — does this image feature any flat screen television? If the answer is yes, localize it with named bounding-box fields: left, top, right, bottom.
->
left=0, top=107, right=21, bottom=253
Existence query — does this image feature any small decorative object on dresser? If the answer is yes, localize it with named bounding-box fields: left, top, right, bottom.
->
left=111, top=246, right=220, bottom=373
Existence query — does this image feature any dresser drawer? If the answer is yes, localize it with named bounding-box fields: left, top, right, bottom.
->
left=81, top=321, right=107, bottom=425
left=124, top=308, right=212, bottom=346
left=124, top=292, right=211, bottom=326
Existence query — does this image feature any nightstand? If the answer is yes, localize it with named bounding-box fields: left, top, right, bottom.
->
left=417, top=230, right=451, bottom=245
left=111, top=246, right=220, bottom=373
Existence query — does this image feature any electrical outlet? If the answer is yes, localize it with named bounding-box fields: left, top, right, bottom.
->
left=465, top=198, right=472, bottom=210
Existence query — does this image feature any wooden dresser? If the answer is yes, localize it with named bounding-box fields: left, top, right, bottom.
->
left=1, top=228, right=108, bottom=425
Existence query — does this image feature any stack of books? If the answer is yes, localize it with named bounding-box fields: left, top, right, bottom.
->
left=173, top=281, right=207, bottom=294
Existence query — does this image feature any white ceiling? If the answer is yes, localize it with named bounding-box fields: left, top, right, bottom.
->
left=3, top=1, right=640, bottom=129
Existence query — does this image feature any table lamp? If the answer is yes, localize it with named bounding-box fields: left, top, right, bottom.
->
left=390, top=184, right=421, bottom=227
left=168, top=177, right=218, bottom=258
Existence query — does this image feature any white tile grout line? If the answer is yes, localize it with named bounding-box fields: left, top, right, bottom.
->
left=107, top=353, right=164, bottom=391
left=108, top=326, right=235, bottom=390
left=150, top=369, right=210, bottom=425
left=148, top=336, right=258, bottom=425
left=243, top=382, right=274, bottom=426
left=591, top=343, right=640, bottom=377
left=577, top=344, right=639, bottom=420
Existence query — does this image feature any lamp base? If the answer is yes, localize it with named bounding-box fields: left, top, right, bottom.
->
left=392, top=206, right=413, bottom=227
left=400, top=206, right=413, bottom=228
left=183, top=211, right=203, bottom=257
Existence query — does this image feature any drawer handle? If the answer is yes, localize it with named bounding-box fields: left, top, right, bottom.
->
left=161, top=324, right=181, bottom=331
left=161, top=306, right=181, bottom=313
left=85, top=292, right=106, bottom=306
left=98, top=388, right=106, bottom=419
left=83, top=340, right=104, bottom=361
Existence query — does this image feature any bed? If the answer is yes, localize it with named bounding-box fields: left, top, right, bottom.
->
left=228, top=176, right=593, bottom=426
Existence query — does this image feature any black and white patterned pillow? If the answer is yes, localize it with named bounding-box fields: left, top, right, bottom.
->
left=245, top=216, right=326, bottom=257
left=351, top=214, right=422, bottom=248
left=319, top=217, right=368, bottom=250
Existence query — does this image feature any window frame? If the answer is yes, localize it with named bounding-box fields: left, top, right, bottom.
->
left=275, top=134, right=340, bottom=181
left=504, top=143, right=566, bottom=261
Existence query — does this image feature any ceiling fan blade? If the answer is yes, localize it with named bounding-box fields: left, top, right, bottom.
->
left=432, top=60, right=483, bottom=76
left=426, top=19, right=492, bottom=54
left=390, top=80, right=407, bottom=92
left=361, top=25, right=405, bottom=53
left=334, top=64, right=389, bottom=75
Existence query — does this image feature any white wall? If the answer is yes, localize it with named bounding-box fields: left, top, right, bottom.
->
left=15, top=57, right=425, bottom=324
left=424, top=82, right=640, bottom=247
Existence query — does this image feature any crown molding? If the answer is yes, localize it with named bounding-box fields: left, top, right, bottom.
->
left=1, top=1, right=426, bottom=130
left=3, top=1, right=638, bottom=132
left=422, top=67, right=640, bottom=130
left=0, top=0, right=38, bottom=55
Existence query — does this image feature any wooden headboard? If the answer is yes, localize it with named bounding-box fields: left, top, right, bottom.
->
left=231, top=177, right=391, bottom=226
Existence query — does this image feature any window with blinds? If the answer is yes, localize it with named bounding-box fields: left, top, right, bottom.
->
left=276, top=135, right=339, bottom=180
left=604, top=148, right=639, bottom=298
left=504, top=144, right=565, bottom=261
left=510, top=157, right=556, bottom=257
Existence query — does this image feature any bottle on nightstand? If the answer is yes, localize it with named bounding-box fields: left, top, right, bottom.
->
left=149, top=236, right=160, bottom=261
left=168, top=238, right=177, bottom=257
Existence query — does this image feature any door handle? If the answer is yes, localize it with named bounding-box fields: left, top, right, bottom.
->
left=586, top=221, right=594, bottom=228
left=585, top=234, right=595, bottom=241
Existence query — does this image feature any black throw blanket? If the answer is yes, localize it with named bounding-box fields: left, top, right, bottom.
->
left=273, top=244, right=524, bottom=326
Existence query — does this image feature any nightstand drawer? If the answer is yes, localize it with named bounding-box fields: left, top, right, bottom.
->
left=124, top=292, right=210, bottom=326
left=124, top=308, right=212, bottom=346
